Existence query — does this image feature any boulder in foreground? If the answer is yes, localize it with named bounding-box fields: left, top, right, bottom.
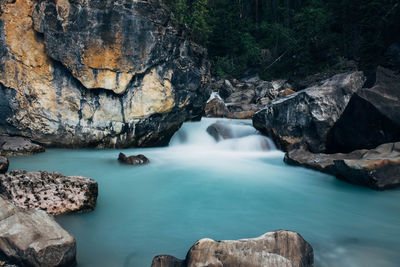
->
left=253, top=72, right=365, bottom=152
left=152, top=230, right=314, bottom=267
left=0, top=135, right=45, bottom=157
left=0, top=196, right=76, bottom=267
left=0, top=170, right=98, bottom=216
left=285, top=142, right=400, bottom=190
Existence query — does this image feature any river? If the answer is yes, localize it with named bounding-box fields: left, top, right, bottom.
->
left=9, top=118, right=400, bottom=267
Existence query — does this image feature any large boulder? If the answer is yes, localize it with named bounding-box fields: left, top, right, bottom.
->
left=0, top=170, right=98, bottom=216
left=0, top=0, right=209, bottom=148
left=0, top=157, right=8, bottom=174
left=253, top=72, right=365, bottom=152
left=0, top=135, right=45, bottom=157
left=0, top=196, right=76, bottom=267
left=327, top=67, right=400, bottom=153
left=151, top=230, right=314, bottom=267
left=285, top=142, right=400, bottom=190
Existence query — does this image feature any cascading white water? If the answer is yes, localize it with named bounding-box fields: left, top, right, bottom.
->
left=170, top=118, right=276, bottom=152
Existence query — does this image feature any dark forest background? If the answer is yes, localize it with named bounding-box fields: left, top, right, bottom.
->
left=164, top=0, right=400, bottom=81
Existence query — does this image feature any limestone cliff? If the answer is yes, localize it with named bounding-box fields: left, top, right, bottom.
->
left=0, top=0, right=210, bottom=148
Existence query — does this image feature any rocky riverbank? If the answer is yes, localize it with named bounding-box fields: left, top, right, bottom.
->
left=253, top=67, right=400, bottom=190
left=205, top=76, right=295, bottom=119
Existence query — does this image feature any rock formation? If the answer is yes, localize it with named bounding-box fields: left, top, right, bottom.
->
left=0, top=157, right=8, bottom=174
left=0, top=0, right=209, bottom=148
left=151, top=230, right=314, bottom=267
left=285, top=142, right=400, bottom=190
left=0, top=135, right=45, bottom=157
left=204, top=97, right=230, bottom=118
left=0, top=170, right=98, bottom=215
left=253, top=72, right=365, bottom=152
left=118, top=152, right=150, bottom=165
left=0, top=196, right=76, bottom=267
left=205, top=75, right=294, bottom=119
left=327, top=67, right=400, bottom=153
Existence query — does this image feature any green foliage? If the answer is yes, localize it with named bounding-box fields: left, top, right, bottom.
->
left=166, top=0, right=400, bottom=79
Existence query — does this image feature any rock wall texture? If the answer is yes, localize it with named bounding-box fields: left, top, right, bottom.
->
left=0, top=0, right=210, bottom=148
left=0, top=170, right=98, bottom=216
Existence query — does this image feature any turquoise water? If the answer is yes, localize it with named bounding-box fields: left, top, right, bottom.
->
left=8, top=118, right=400, bottom=267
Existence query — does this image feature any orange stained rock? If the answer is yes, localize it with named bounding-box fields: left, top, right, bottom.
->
left=0, top=0, right=57, bottom=116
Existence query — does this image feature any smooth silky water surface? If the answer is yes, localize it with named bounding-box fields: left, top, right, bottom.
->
left=9, top=118, right=400, bottom=267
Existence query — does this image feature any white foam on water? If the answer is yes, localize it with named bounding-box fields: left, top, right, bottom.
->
left=169, top=118, right=276, bottom=153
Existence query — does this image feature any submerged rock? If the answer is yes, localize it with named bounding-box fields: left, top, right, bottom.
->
left=253, top=72, right=365, bottom=152
left=0, top=0, right=209, bottom=148
left=0, top=135, right=45, bottom=157
left=151, top=230, right=314, bottom=267
left=0, top=157, right=8, bottom=174
left=206, top=122, right=233, bottom=141
left=0, top=170, right=98, bottom=216
left=118, top=153, right=150, bottom=166
left=327, top=67, right=400, bottom=153
left=0, top=196, right=76, bottom=267
left=285, top=142, right=400, bottom=190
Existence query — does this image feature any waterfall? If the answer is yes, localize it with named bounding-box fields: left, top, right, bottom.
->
left=169, top=118, right=276, bottom=152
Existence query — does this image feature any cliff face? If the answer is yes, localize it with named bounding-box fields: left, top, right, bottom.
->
left=0, top=0, right=210, bottom=148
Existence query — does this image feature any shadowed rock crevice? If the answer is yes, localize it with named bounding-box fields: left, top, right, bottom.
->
left=326, top=67, right=400, bottom=153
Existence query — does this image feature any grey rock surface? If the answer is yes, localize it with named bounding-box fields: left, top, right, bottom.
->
left=327, top=67, right=400, bottom=153
left=0, top=196, right=76, bottom=267
left=285, top=142, right=400, bottom=190
left=0, top=135, right=45, bottom=157
left=253, top=72, right=365, bottom=152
